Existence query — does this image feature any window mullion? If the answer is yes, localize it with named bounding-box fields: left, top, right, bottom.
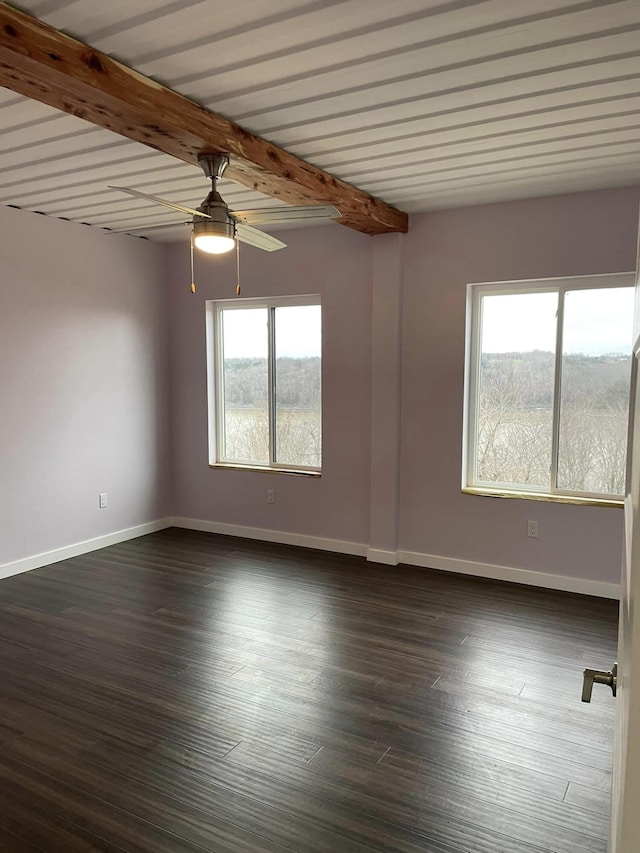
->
left=268, top=305, right=276, bottom=466
left=549, top=289, right=565, bottom=494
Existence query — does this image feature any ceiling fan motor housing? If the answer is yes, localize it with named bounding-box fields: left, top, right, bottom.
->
left=192, top=210, right=235, bottom=241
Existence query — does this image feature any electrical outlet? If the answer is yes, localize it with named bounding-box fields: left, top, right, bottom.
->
left=266, top=489, right=275, bottom=504
left=99, top=493, right=108, bottom=509
left=527, top=520, right=539, bottom=538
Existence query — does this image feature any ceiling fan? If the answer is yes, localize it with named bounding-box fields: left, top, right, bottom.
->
left=108, top=153, right=341, bottom=255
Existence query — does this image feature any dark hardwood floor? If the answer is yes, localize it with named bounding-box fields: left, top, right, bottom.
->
left=0, top=528, right=618, bottom=852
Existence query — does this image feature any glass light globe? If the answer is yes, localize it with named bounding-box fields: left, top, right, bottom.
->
left=193, top=234, right=235, bottom=254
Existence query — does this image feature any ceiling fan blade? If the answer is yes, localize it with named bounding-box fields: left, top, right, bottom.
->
left=108, top=186, right=210, bottom=219
left=105, top=221, right=191, bottom=234
left=236, top=223, right=287, bottom=252
left=232, top=205, right=340, bottom=225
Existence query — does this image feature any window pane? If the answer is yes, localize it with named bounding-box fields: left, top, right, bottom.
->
left=274, top=305, right=322, bottom=468
left=557, top=287, right=633, bottom=495
left=476, top=292, right=558, bottom=489
left=220, top=308, right=269, bottom=465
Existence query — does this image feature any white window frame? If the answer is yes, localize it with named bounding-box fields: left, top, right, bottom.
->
left=206, top=294, right=322, bottom=475
left=463, top=272, right=634, bottom=504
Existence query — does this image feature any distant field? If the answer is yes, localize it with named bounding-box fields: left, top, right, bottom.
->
left=222, top=407, right=321, bottom=468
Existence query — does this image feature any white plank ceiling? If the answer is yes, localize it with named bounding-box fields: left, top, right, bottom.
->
left=1, top=0, right=639, bottom=240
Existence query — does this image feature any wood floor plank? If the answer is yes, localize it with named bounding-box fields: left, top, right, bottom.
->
left=0, top=753, right=220, bottom=853
left=564, top=782, right=612, bottom=815
left=0, top=829, right=44, bottom=852
left=0, top=741, right=293, bottom=853
left=82, top=737, right=487, bottom=853
left=9, top=737, right=378, bottom=853
left=0, top=527, right=617, bottom=852
left=0, top=786, right=126, bottom=852
left=224, top=742, right=560, bottom=853
left=305, top=746, right=609, bottom=851
left=413, top=679, right=614, bottom=751
left=366, top=748, right=609, bottom=841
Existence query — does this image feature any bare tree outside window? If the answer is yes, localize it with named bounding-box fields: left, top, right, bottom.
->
left=221, top=308, right=269, bottom=465
left=557, top=287, right=633, bottom=495
left=212, top=299, right=321, bottom=471
left=275, top=305, right=321, bottom=468
left=477, top=293, right=557, bottom=488
left=469, top=280, right=634, bottom=499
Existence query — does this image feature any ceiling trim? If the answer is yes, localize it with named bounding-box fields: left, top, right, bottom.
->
left=0, top=2, right=408, bottom=235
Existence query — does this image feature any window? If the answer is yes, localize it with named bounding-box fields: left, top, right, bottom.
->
left=464, top=274, right=634, bottom=502
left=207, top=296, right=321, bottom=473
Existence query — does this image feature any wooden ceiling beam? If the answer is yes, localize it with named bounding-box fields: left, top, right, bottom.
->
left=0, top=3, right=408, bottom=235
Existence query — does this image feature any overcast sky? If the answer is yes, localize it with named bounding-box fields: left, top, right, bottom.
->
left=222, top=305, right=321, bottom=358
left=481, top=286, right=634, bottom=356
left=220, top=287, right=633, bottom=359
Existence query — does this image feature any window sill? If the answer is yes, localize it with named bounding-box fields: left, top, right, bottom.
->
left=210, top=463, right=321, bottom=477
left=462, top=486, right=622, bottom=508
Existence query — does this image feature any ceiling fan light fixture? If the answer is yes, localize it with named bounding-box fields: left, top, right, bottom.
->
left=194, top=233, right=235, bottom=254
left=192, top=217, right=235, bottom=254
left=111, top=151, right=338, bottom=255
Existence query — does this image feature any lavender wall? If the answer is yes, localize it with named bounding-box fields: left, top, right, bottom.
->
left=0, top=205, right=171, bottom=566
left=400, top=186, right=640, bottom=583
left=7, top=183, right=635, bottom=585
left=168, top=226, right=373, bottom=546
left=169, top=185, right=639, bottom=585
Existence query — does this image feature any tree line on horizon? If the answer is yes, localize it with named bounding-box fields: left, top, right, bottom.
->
left=223, top=356, right=321, bottom=409
left=477, top=349, right=631, bottom=495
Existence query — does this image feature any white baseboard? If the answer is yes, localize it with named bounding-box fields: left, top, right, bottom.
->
left=0, top=519, right=172, bottom=581
left=2, top=515, right=618, bottom=600
left=171, top=516, right=368, bottom=558
left=172, top=520, right=618, bottom=598
left=172, top=521, right=617, bottom=597
left=366, top=548, right=399, bottom=565
left=398, top=550, right=621, bottom=600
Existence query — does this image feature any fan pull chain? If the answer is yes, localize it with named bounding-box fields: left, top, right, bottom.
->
left=236, top=238, right=241, bottom=295
left=190, top=231, right=196, bottom=294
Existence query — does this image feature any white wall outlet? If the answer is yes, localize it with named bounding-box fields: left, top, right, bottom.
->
left=267, top=489, right=275, bottom=504
left=527, top=520, right=539, bottom=538
left=99, top=493, right=108, bottom=509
